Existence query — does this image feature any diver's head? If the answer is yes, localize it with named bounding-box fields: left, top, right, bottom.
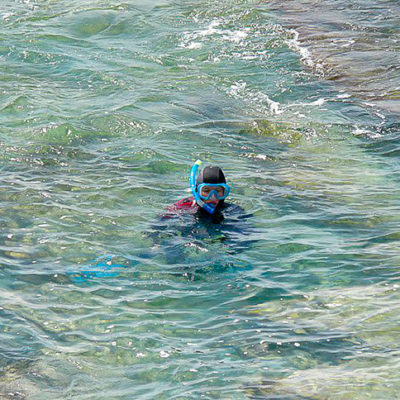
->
left=195, top=165, right=229, bottom=212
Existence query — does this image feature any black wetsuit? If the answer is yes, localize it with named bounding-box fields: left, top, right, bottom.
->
left=149, top=196, right=256, bottom=265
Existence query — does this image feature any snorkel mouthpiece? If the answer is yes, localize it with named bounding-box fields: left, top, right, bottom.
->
left=190, top=160, right=216, bottom=214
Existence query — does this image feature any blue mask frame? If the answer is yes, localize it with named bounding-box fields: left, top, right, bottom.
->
left=197, top=183, right=230, bottom=201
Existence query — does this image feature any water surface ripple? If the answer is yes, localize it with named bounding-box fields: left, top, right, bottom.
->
left=1, top=0, right=399, bottom=399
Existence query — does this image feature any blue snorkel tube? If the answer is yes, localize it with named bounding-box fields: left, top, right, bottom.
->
left=190, top=160, right=216, bottom=214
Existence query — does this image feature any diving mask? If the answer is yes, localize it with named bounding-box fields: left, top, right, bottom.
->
left=197, top=183, right=230, bottom=201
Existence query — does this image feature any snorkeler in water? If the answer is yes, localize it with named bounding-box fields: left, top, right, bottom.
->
left=153, top=160, right=255, bottom=266
left=69, top=161, right=255, bottom=282
left=163, top=160, right=232, bottom=221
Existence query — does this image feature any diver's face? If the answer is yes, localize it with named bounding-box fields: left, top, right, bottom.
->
left=198, top=184, right=226, bottom=208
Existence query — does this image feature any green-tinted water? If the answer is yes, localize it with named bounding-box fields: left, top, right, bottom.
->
left=1, top=1, right=399, bottom=399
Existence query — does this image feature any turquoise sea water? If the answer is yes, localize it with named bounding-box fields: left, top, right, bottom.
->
left=1, top=0, right=399, bottom=398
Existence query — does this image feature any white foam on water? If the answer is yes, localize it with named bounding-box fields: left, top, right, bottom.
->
left=228, top=80, right=247, bottom=97
left=181, top=41, right=202, bottom=49
left=311, top=98, right=325, bottom=106
left=179, top=19, right=249, bottom=49
left=352, top=125, right=382, bottom=139
left=199, top=19, right=222, bottom=36
left=222, top=28, right=249, bottom=43
left=341, top=39, right=355, bottom=48
left=361, top=102, right=387, bottom=124
left=287, top=29, right=324, bottom=76
left=264, top=94, right=284, bottom=115
left=159, top=350, right=170, bottom=358
left=337, top=93, right=351, bottom=99
left=2, top=13, right=14, bottom=20
left=228, top=80, right=284, bottom=115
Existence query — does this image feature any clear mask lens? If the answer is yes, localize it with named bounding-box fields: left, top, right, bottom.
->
left=198, top=184, right=229, bottom=200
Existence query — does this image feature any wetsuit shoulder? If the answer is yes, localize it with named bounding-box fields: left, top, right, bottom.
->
left=173, top=196, right=197, bottom=209
left=161, top=196, right=198, bottom=219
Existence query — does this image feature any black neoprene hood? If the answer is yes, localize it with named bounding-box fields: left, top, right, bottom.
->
left=196, top=166, right=226, bottom=185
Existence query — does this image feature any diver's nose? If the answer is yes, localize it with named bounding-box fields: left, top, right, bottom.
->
left=209, top=192, right=218, bottom=201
